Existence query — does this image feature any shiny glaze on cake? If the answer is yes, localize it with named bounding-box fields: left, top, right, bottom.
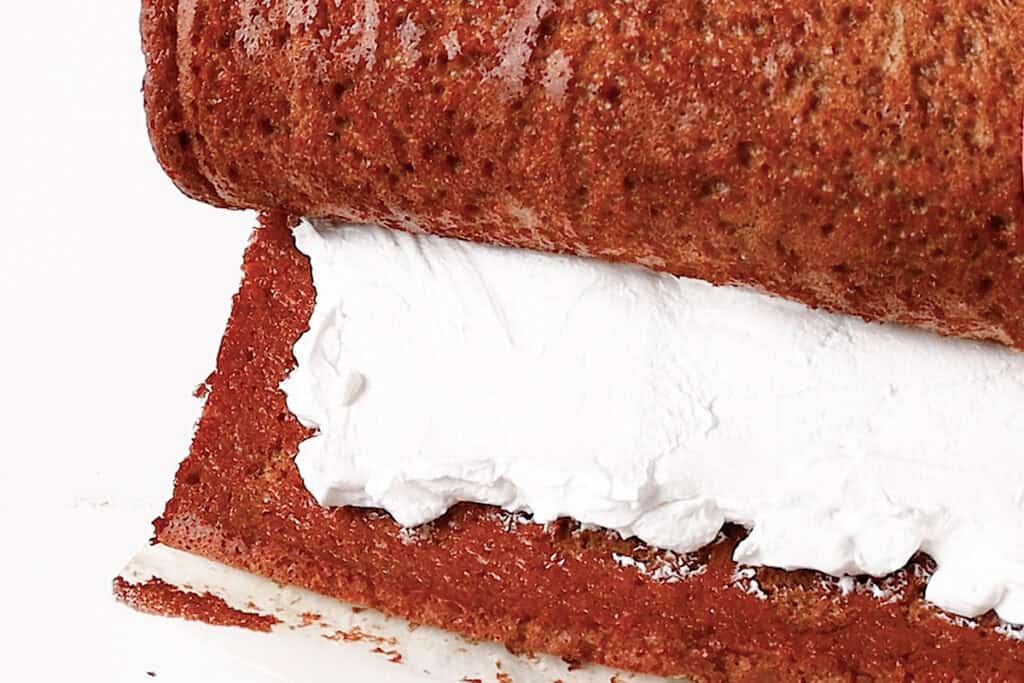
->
left=141, top=0, right=1024, bottom=347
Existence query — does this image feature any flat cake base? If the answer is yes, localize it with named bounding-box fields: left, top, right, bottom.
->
left=116, top=543, right=668, bottom=683
left=125, top=213, right=1024, bottom=681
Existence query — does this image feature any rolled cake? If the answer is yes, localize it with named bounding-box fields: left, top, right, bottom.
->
left=130, top=1, right=1024, bottom=679
left=142, top=0, right=1024, bottom=346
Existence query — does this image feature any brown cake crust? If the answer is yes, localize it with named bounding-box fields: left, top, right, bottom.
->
left=114, top=576, right=280, bottom=632
left=140, top=0, right=229, bottom=207
left=141, top=0, right=1024, bottom=348
left=146, top=212, right=1024, bottom=682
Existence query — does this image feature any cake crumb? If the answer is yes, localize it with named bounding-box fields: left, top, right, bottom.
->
left=322, top=626, right=397, bottom=645
left=297, top=611, right=321, bottom=627
left=372, top=647, right=404, bottom=663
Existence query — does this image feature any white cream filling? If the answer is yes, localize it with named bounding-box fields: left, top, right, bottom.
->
left=282, top=220, right=1024, bottom=624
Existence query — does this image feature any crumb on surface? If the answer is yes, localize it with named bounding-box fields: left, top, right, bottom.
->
left=113, top=577, right=279, bottom=632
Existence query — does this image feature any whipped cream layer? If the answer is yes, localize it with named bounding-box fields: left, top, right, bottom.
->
left=283, top=220, right=1024, bottom=623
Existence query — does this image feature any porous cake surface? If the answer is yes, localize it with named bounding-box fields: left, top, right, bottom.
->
left=142, top=0, right=1024, bottom=347
left=147, top=212, right=1024, bottom=682
left=114, top=576, right=280, bottom=632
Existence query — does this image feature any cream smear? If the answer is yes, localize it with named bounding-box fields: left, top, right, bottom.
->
left=282, top=220, right=1024, bottom=624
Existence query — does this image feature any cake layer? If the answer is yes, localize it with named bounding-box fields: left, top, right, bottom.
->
left=141, top=0, right=1024, bottom=347
left=282, top=220, right=1024, bottom=623
left=152, top=213, right=1024, bottom=681
left=117, top=542, right=658, bottom=682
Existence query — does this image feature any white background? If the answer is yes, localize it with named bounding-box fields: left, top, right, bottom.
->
left=1, top=4, right=291, bottom=680
left=0, top=8, right=645, bottom=682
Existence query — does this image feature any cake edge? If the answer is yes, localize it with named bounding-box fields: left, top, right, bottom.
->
left=141, top=0, right=231, bottom=208
left=132, top=211, right=1024, bottom=682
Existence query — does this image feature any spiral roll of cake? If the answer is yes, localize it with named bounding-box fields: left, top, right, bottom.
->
left=143, top=0, right=1024, bottom=346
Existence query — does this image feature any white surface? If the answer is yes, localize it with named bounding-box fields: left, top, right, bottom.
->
left=119, top=543, right=664, bottom=683
left=286, top=221, right=1024, bottom=623
left=2, top=4, right=263, bottom=682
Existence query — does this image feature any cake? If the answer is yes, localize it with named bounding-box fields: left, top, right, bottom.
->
left=142, top=0, right=1024, bottom=347
left=124, top=0, right=1024, bottom=679
left=117, top=212, right=1024, bottom=680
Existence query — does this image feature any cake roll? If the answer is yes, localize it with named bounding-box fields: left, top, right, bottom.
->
left=142, top=0, right=1024, bottom=346
left=123, top=213, right=1024, bottom=682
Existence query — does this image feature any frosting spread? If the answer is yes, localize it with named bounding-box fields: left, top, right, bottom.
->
left=283, top=220, right=1024, bottom=624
